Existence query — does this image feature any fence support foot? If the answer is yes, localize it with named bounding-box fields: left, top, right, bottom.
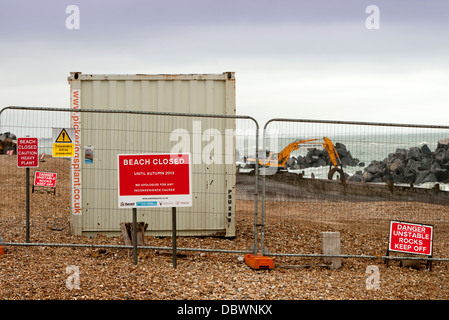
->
left=244, top=253, right=275, bottom=270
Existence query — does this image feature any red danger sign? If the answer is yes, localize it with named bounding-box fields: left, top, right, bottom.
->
left=17, top=138, right=39, bottom=168
left=34, top=171, right=57, bottom=188
left=117, top=153, right=192, bottom=208
left=389, top=221, right=433, bottom=256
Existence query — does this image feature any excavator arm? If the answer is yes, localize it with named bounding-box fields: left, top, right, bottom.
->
left=277, top=138, right=319, bottom=168
left=322, top=137, right=342, bottom=168
left=277, top=136, right=345, bottom=180
left=322, top=137, right=345, bottom=180
left=245, top=136, right=345, bottom=180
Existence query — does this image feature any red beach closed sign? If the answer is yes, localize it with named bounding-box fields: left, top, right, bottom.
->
left=117, top=153, right=192, bottom=208
left=389, top=221, right=433, bottom=256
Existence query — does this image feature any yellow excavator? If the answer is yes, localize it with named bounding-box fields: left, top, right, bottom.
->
left=246, top=137, right=345, bottom=180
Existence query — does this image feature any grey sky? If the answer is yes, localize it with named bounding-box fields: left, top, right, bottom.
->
left=1, top=0, right=449, bottom=126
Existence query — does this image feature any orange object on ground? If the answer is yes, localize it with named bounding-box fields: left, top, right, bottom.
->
left=0, top=247, right=5, bottom=255
left=244, top=253, right=274, bottom=270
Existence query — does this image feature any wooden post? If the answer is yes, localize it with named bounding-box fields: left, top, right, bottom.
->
left=120, top=222, right=148, bottom=246
left=120, top=216, right=148, bottom=265
left=322, top=232, right=342, bottom=269
left=120, top=223, right=132, bottom=246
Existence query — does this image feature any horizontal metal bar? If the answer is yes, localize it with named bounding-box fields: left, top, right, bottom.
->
left=5, top=242, right=445, bottom=261
left=0, top=106, right=259, bottom=129
left=264, top=117, right=449, bottom=130
left=4, top=242, right=253, bottom=255
left=269, top=252, right=447, bottom=261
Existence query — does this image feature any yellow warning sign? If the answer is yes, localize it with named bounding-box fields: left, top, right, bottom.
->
left=52, top=128, right=75, bottom=158
left=55, top=128, right=72, bottom=143
left=53, top=143, right=75, bottom=157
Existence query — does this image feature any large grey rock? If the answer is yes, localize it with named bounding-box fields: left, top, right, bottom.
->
left=335, top=143, right=349, bottom=157
left=434, top=168, right=449, bottom=182
left=407, top=147, right=422, bottom=161
left=435, top=149, right=449, bottom=164
left=348, top=171, right=363, bottom=182
left=414, top=171, right=437, bottom=185
left=420, top=144, right=432, bottom=157
left=437, top=138, right=449, bottom=150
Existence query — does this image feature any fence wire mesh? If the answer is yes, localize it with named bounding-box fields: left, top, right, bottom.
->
left=3, top=108, right=449, bottom=267
left=259, top=119, right=449, bottom=265
left=0, top=107, right=259, bottom=259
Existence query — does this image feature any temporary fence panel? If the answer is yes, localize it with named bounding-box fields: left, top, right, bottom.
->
left=0, top=109, right=72, bottom=244
left=259, top=119, right=449, bottom=263
left=0, top=107, right=259, bottom=255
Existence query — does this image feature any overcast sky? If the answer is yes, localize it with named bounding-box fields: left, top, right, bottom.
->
left=1, top=0, right=449, bottom=126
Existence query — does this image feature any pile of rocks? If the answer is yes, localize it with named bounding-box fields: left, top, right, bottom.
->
left=348, top=138, right=449, bottom=185
left=0, top=132, right=17, bottom=154
left=286, top=142, right=364, bottom=170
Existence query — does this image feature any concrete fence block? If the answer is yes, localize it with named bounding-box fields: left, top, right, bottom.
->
left=322, top=232, right=342, bottom=269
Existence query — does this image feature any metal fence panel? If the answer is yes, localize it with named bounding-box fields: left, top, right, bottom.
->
left=0, top=107, right=259, bottom=256
left=260, top=118, right=449, bottom=264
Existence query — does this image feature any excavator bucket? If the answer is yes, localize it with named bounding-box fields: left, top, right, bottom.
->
left=328, top=167, right=345, bottom=180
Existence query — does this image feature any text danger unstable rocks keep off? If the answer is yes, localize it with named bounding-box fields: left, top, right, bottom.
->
left=389, top=221, right=433, bottom=255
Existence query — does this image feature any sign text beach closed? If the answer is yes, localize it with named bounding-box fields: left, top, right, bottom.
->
left=117, top=153, right=192, bottom=208
left=17, top=138, right=39, bottom=168
left=389, top=221, right=433, bottom=256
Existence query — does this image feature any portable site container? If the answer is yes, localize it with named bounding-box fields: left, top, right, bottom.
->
left=67, top=72, right=237, bottom=237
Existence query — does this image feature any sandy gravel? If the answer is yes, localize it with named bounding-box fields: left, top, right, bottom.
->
left=1, top=155, right=449, bottom=305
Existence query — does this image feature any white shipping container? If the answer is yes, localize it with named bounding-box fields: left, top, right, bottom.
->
left=67, top=72, right=237, bottom=237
